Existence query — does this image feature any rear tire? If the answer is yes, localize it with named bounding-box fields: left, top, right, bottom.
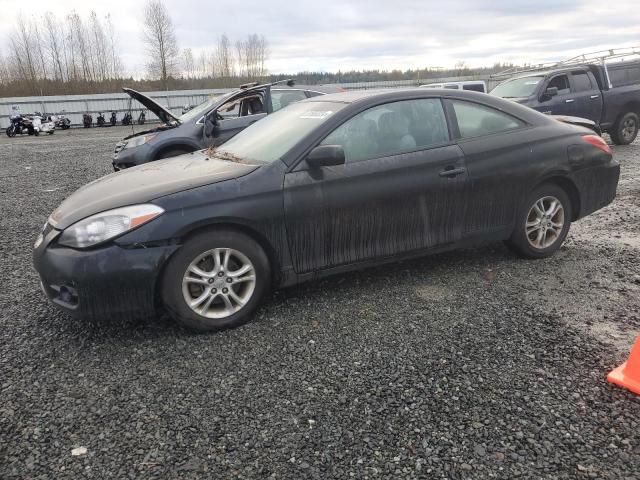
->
left=505, top=184, right=572, bottom=259
left=610, top=112, right=639, bottom=145
left=161, top=229, right=271, bottom=332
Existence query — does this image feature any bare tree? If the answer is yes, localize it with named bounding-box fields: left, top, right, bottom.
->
left=216, top=34, right=233, bottom=78
left=43, top=12, right=65, bottom=81
left=0, top=50, right=11, bottom=85
left=105, top=14, right=122, bottom=78
left=182, top=48, right=195, bottom=78
left=258, top=34, right=269, bottom=76
left=142, top=0, right=179, bottom=88
left=89, top=11, right=109, bottom=80
left=13, top=15, right=38, bottom=84
left=234, top=34, right=269, bottom=78
left=235, top=39, right=245, bottom=77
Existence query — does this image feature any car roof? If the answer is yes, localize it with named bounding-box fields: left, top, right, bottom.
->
left=304, top=88, right=488, bottom=104
left=300, top=87, right=555, bottom=126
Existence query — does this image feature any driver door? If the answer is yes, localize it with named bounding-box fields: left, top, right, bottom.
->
left=536, top=74, right=579, bottom=116
left=203, top=89, right=269, bottom=147
left=284, top=98, right=468, bottom=274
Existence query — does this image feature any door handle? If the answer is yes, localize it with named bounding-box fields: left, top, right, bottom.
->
left=590, top=95, right=600, bottom=99
left=565, top=99, right=575, bottom=103
left=439, top=166, right=466, bottom=178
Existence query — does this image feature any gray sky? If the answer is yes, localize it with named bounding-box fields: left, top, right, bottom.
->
left=2, top=0, right=639, bottom=76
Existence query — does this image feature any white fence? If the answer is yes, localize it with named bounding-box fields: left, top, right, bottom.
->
left=0, top=75, right=499, bottom=128
left=0, top=88, right=231, bottom=128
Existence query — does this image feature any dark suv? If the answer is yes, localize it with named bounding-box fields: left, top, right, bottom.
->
left=112, top=80, right=334, bottom=170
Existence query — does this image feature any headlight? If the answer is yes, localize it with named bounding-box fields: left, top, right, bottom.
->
left=123, top=134, right=156, bottom=150
left=58, top=204, right=164, bottom=248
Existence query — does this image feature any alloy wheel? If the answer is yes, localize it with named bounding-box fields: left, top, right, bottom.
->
left=622, top=117, right=637, bottom=142
left=182, top=248, right=256, bottom=319
left=526, top=196, right=565, bottom=249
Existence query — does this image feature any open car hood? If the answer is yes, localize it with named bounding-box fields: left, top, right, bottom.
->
left=551, top=115, right=601, bottom=135
left=122, top=88, right=180, bottom=125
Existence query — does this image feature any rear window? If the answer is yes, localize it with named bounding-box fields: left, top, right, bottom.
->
left=608, top=64, right=640, bottom=87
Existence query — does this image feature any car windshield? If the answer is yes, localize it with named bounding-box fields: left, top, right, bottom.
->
left=179, top=96, right=222, bottom=123
left=491, top=76, right=544, bottom=98
left=213, top=101, right=347, bottom=164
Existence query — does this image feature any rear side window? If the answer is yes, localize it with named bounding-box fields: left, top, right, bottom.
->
left=271, top=90, right=307, bottom=112
left=572, top=71, right=593, bottom=92
left=450, top=100, right=524, bottom=138
left=321, top=98, right=449, bottom=163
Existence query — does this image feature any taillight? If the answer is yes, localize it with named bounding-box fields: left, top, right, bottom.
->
left=582, top=134, right=612, bottom=154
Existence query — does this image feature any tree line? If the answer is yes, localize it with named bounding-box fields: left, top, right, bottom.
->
left=0, top=12, right=122, bottom=93
left=0, top=0, right=513, bottom=98
left=0, top=0, right=272, bottom=97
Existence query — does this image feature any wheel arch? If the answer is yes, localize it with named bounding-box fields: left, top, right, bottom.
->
left=153, top=220, right=282, bottom=314
left=531, top=175, right=581, bottom=221
left=618, top=101, right=640, bottom=119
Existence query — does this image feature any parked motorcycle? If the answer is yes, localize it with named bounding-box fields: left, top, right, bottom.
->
left=33, top=113, right=55, bottom=135
left=83, top=113, right=93, bottom=128
left=52, top=114, right=71, bottom=130
left=97, top=112, right=106, bottom=127
left=137, top=110, right=146, bottom=125
left=5, top=114, right=35, bottom=137
left=110, top=111, right=117, bottom=126
left=122, top=112, right=133, bottom=126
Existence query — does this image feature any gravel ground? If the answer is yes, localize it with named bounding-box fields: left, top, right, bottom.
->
left=1, top=126, right=639, bottom=479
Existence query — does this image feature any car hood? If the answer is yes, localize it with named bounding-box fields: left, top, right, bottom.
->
left=49, top=150, right=259, bottom=230
left=123, top=88, right=180, bottom=124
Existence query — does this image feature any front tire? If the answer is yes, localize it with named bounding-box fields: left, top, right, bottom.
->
left=505, top=184, right=572, bottom=259
left=161, top=230, right=271, bottom=331
left=610, top=112, right=639, bottom=145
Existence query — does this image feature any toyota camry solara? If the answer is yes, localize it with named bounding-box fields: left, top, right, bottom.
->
left=33, top=89, right=620, bottom=331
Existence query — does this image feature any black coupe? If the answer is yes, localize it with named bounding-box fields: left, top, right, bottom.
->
left=34, top=89, right=620, bottom=331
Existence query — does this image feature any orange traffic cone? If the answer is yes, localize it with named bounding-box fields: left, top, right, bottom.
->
left=607, top=337, right=640, bottom=395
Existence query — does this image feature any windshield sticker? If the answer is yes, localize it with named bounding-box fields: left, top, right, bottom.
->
left=300, top=111, right=333, bottom=119
left=525, top=80, right=541, bottom=85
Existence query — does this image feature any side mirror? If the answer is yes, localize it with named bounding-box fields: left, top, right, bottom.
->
left=306, top=145, right=345, bottom=168
left=542, top=86, right=558, bottom=100
left=204, top=112, right=218, bottom=137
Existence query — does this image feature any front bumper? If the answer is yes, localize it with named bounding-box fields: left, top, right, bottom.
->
left=112, top=143, right=151, bottom=171
left=33, top=231, right=178, bottom=320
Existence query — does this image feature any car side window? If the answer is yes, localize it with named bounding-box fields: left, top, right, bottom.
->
left=271, top=90, right=307, bottom=112
left=218, top=93, right=265, bottom=119
left=320, top=99, right=449, bottom=164
left=463, top=84, right=485, bottom=92
left=450, top=100, right=524, bottom=138
left=547, top=75, right=571, bottom=95
left=572, top=71, right=593, bottom=92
